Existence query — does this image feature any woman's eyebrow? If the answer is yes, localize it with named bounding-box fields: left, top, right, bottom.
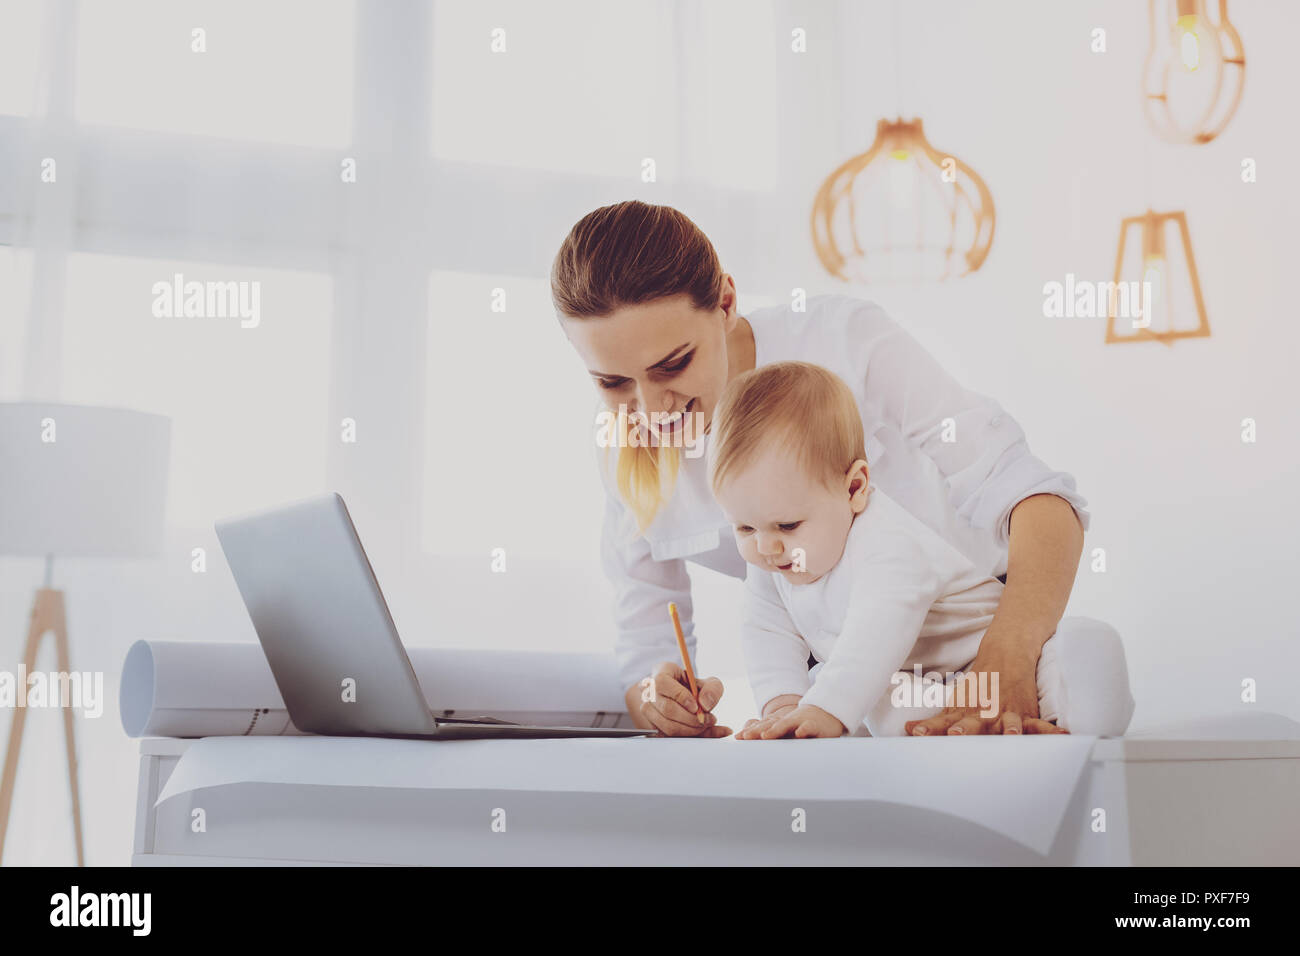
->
left=647, top=343, right=691, bottom=369
left=588, top=342, right=692, bottom=378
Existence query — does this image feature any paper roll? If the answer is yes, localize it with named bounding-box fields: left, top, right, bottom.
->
left=120, top=640, right=632, bottom=738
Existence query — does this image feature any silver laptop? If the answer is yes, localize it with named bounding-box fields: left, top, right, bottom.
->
left=214, top=492, right=655, bottom=740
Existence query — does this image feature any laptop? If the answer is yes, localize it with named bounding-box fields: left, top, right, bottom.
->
left=214, top=492, right=656, bottom=740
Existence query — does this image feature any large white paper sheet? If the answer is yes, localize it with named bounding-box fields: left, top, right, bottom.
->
left=154, top=734, right=1100, bottom=855
left=120, top=640, right=631, bottom=738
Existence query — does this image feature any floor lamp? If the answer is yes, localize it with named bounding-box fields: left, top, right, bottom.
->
left=0, top=402, right=170, bottom=866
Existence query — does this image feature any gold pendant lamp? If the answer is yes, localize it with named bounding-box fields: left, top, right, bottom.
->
left=811, top=117, right=995, bottom=284
left=1142, top=0, right=1246, bottom=144
left=1106, top=209, right=1210, bottom=346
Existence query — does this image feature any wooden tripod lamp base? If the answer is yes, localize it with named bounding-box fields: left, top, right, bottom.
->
left=0, top=588, right=86, bottom=866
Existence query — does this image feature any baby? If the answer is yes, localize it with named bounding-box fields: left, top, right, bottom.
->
left=708, top=360, right=1034, bottom=739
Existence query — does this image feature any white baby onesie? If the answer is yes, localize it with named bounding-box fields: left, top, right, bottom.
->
left=741, top=482, right=1005, bottom=735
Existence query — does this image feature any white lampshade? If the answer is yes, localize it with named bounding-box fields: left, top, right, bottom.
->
left=0, top=402, right=170, bottom=559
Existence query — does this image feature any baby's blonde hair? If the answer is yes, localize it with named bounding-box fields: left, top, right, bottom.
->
left=708, top=361, right=866, bottom=493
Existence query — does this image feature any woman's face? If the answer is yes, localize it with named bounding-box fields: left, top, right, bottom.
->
left=561, top=284, right=739, bottom=445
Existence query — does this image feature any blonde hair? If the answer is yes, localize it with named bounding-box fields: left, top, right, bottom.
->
left=708, top=361, right=866, bottom=493
left=551, top=201, right=725, bottom=533
left=607, top=430, right=680, bottom=535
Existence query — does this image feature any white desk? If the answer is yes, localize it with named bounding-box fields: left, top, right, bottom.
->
left=131, top=713, right=1300, bottom=866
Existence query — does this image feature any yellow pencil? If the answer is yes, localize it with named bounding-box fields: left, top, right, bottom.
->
left=668, top=602, right=704, bottom=724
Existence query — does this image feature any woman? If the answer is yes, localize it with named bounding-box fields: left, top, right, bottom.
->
left=550, top=200, right=1134, bottom=738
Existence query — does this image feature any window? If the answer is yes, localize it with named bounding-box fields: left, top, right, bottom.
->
left=430, top=0, right=778, bottom=189
left=59, top=253, right=333, bottom=529
left=74, top=0, right=356, bottom=148
left=0, top=247, right=35, bottom=400
left=677, top=0, right=779, bottom=191
left=422, top=270, right=605, bottom=560
left=432, top=0, right=678, bottom=179
left=0, top=0, right=43, bottom=117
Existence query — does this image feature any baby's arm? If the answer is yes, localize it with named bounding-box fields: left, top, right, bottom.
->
left=798, top=529, right=948, bottom=735
left=736, top=566, right=811, bottom=735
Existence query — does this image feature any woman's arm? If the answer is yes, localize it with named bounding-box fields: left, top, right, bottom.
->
left=600, top=487, right=731, bottom=736
left=990, top=493, right=1085, bottom=661
left=905, top=492, right=1083, bottom=736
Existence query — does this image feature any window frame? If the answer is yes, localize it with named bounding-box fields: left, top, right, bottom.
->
left=0, top=0, right=821, bottom=583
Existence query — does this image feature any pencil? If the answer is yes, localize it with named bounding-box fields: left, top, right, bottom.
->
left=667, top=602, right=704, bottom=724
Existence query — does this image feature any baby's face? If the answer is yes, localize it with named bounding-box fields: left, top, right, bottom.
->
left=714, top=444, right=867, bottom=585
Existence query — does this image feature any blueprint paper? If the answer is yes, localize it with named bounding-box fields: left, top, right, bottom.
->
left=154, top=734, right=1099, bottom=855
left=120, top=640, right=630, bottom=738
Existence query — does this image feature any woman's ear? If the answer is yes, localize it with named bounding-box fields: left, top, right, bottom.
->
left=719, top=275, right=739, bottom=332
left=846, top=459, right=871, bottom=514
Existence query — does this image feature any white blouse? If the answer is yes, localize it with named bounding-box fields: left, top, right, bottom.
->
left=597, top=293, right=1090, bottom=692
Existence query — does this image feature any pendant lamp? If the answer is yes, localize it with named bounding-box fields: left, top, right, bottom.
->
left=1142, top=0, right=1245, bottom=144
left=1106, top=209, right=1210, bottom=345
left=811, top=117, right=995, bottom=283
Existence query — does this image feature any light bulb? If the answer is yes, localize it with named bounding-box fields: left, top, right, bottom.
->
left=1141, top=255, right=1165, bottom=330
left=888, top=150, right=913, bottom=210
left=1176, top=14, right=1201, bottom=71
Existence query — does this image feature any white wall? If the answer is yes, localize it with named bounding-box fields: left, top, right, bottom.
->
left=812, top=0, right=1300, bottom=736
left=1, top=0, right=1297, bottom=865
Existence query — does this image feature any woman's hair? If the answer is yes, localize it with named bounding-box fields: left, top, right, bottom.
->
left=551, top=201, right=726, bottom=533
left=708, top=361, right=866, bottom=494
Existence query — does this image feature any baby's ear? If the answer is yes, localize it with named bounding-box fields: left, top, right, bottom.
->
left=846, top=458, right=871, bottom=512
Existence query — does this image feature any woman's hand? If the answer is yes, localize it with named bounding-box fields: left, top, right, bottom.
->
left=903, top=642, right=1068, bottom=737
left=628, top=661, right=732, bottom=737
left=909, top=494, right=1084, bottom=737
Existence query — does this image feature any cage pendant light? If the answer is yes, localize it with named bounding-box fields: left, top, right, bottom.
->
left=811, top=118, right=995, bottom=284
left=1142, top=0, right=1245, bottom=144
left=1106, top=209, right=1210, bottom=346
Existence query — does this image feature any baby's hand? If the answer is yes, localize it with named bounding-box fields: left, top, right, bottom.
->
left=740, top=703, right=846, bottom=739
left=736, top=703, right=798, bottom=739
